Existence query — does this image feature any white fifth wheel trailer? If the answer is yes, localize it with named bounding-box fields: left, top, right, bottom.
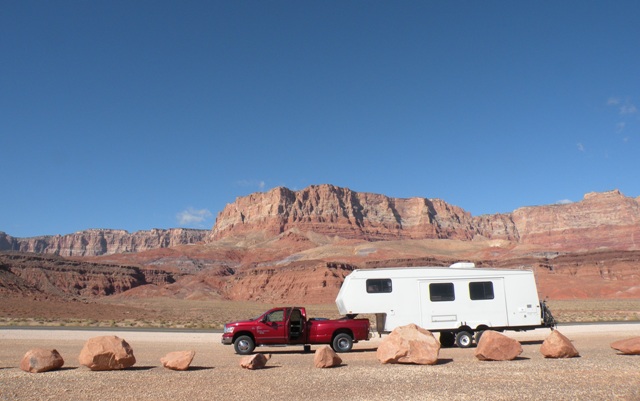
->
left=335, top=262, right=556, bottom=348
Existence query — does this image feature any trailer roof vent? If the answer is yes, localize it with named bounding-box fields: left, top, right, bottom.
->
left=449, top=262, right=476, bottom=269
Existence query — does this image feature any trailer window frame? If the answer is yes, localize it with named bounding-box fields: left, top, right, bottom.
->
left=469, top=281, right=495, bottom=300
left=429, top=282, right=455, bottom=302
left=366, top=278, right=392, bottom=293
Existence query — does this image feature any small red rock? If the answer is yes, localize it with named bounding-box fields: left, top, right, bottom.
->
left=20, top=348, right=64, bottom=373
left=475, top=331, right=522, bottom=361
left=314, top=345, right=342, bottom=368
left=611, top=337, right=640, bottom=355
left=161, top=350, right=195, bottom=371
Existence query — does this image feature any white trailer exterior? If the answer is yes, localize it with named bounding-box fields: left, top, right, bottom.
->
left=335, top=263, right=555, bottom=347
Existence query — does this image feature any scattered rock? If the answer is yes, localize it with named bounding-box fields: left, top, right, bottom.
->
left=314, top=345, right=342, bottom=368
left=239, top=353, right=271, bottom=370
left=20, top=348, right=64, bottom=373
left=475, top=331, right=523, bottom=361
left=610, top=337, right=640, bottom=355
left=540, top=330, right=579, bottom=358
left=376, top=323, right=440, bottom=365
left=78, top=335, right=136, bottom=371
left=160, top=350, right=195, bottom=371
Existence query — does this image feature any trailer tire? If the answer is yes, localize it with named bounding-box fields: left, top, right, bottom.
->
left=474, top=330, right=485, bottom=345
left=455, top=331, right=473, bottom=348
left=439, top=332, right=455, bottom=348
left=332, top=333, right=353, bottom=353
left=234, top=335, right=255, bottom=355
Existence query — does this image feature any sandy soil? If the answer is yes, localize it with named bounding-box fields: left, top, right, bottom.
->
left=1, top=324, right=639, bottom=401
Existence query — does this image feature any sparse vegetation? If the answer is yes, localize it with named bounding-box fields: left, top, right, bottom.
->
left=0, top=296, right=638, bottom=329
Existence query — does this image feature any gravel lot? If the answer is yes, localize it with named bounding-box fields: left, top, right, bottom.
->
left=1, top=324, right=639, bottom=401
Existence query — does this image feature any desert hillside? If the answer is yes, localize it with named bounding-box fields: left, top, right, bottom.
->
left=1, top=185, right=640, bottom=306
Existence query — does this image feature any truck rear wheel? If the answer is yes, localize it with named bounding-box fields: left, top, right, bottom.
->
left=332, top=333, right=353, bottom=353
left=234, top=335, right=255, bottom=355
left=455, top=331, right=473, bottom=348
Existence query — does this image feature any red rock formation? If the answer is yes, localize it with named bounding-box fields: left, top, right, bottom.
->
left=211, top=186, right=640, bottom=252
left=0, top=228, right=208, bottom=257
left=210, top=185, right=478, bottom=242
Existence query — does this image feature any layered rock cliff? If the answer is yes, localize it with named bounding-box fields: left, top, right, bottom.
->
left=211, top=185, right=640, bottom=251
left=0, top=228, right=208, bottom=257
left=210, top=185, right=483, bottom=242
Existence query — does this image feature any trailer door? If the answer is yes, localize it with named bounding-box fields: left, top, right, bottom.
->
left=419, top=281, right=459, bottom=329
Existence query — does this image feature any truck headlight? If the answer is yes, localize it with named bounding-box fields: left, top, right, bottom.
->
left=223, top=325, right=235, bottom=334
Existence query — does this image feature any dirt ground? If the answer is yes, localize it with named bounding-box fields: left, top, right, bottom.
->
left=1, top=324, right=639, bottom=401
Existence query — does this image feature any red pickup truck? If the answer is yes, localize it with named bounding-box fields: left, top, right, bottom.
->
left=221, top=307, right=371, bottom=355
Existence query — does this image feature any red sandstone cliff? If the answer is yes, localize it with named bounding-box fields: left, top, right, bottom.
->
left=211, top=185, right=640, bottom=251
left=0, top=228, right=208, bottom=257
left=210, top=185, right=480, bottom=242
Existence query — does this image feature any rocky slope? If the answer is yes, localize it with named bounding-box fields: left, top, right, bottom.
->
left=0, top=228, right=208, bottom=257
left=0, top=252, right=177, bottom=299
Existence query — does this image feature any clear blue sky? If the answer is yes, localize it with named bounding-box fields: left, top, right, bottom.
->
left=2, top=1, right=639, bottom=238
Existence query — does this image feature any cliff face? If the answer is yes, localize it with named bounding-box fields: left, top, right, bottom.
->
left=0, top=228, right=208, bottom=257
left=510, top=190, right=640, bottom=251
left=210, top=185, right=481, bottom=241
left=211, top=186, right=640, bottom=251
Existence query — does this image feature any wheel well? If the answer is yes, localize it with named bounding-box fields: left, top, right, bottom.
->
left=475, top=325, right=489, bottom=332
left=457, top=325, right=473, bottom=334
left=332, top=329, right=353, bottom=341
left=233, top=332, right=255, bottom=342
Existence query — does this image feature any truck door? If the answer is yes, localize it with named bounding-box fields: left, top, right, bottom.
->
left=288, top=308, right=305, bottom=344
left=257, top=308, right=288, bottom=344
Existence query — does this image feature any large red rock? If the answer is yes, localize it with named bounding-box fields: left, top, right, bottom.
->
left=160, top=350, right=195, bottom=371
left=377, top=323, right=440, bottom=365
left=78, top=336, right=136, bottom=371
left=475, top=331, right=523, bottom=361
left=610, top=337, right=640, bottom=355
left=239, top=353, right=271, bottom=370
left=314, top=345, right=342, bottom=368
left=540, top=330, right=579, bottom=358
left=20, top=348, right=64, bottom=373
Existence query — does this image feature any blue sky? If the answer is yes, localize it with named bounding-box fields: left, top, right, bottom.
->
left=2, top=1, right=639, bottom=238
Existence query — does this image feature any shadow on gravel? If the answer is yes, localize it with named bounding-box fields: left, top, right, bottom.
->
left=187, top=366, right=215, bottom=371
left=126, top=366, right=156, bottom=371
left=435, top=358, right=453, bottom=365
left=512, top=357, right=531, bottom=361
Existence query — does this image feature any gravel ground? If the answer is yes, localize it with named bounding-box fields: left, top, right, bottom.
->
left=1, top=324, right=639, bottom=401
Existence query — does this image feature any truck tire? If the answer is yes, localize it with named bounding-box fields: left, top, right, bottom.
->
left=332, top=333, right=353, bottom=353
left=234, top=335, right=255, bottom=355
left=455, top=331, right=473, bottom=348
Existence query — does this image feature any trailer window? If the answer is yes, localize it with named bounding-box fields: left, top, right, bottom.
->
left=366, top=279, right=392, bottom=293
left=429, top=283, right=455, bottom=302
left=469, top=281, right=494, bottom=300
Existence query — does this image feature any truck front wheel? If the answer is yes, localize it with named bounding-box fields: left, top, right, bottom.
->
left=332, top=333, right=353, bottom=353
left=234, top=335, right=255, bottom=355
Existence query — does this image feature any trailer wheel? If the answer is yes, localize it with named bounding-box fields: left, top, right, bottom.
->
left=439, top=332, right=455, bottom=348
left=234, top=335, right=255, bottom=355
left=332, top=333, right=353, bottom=353
left=455, top=331, right=473, bottom=348
left=474, top=330, right=485, bottom=345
